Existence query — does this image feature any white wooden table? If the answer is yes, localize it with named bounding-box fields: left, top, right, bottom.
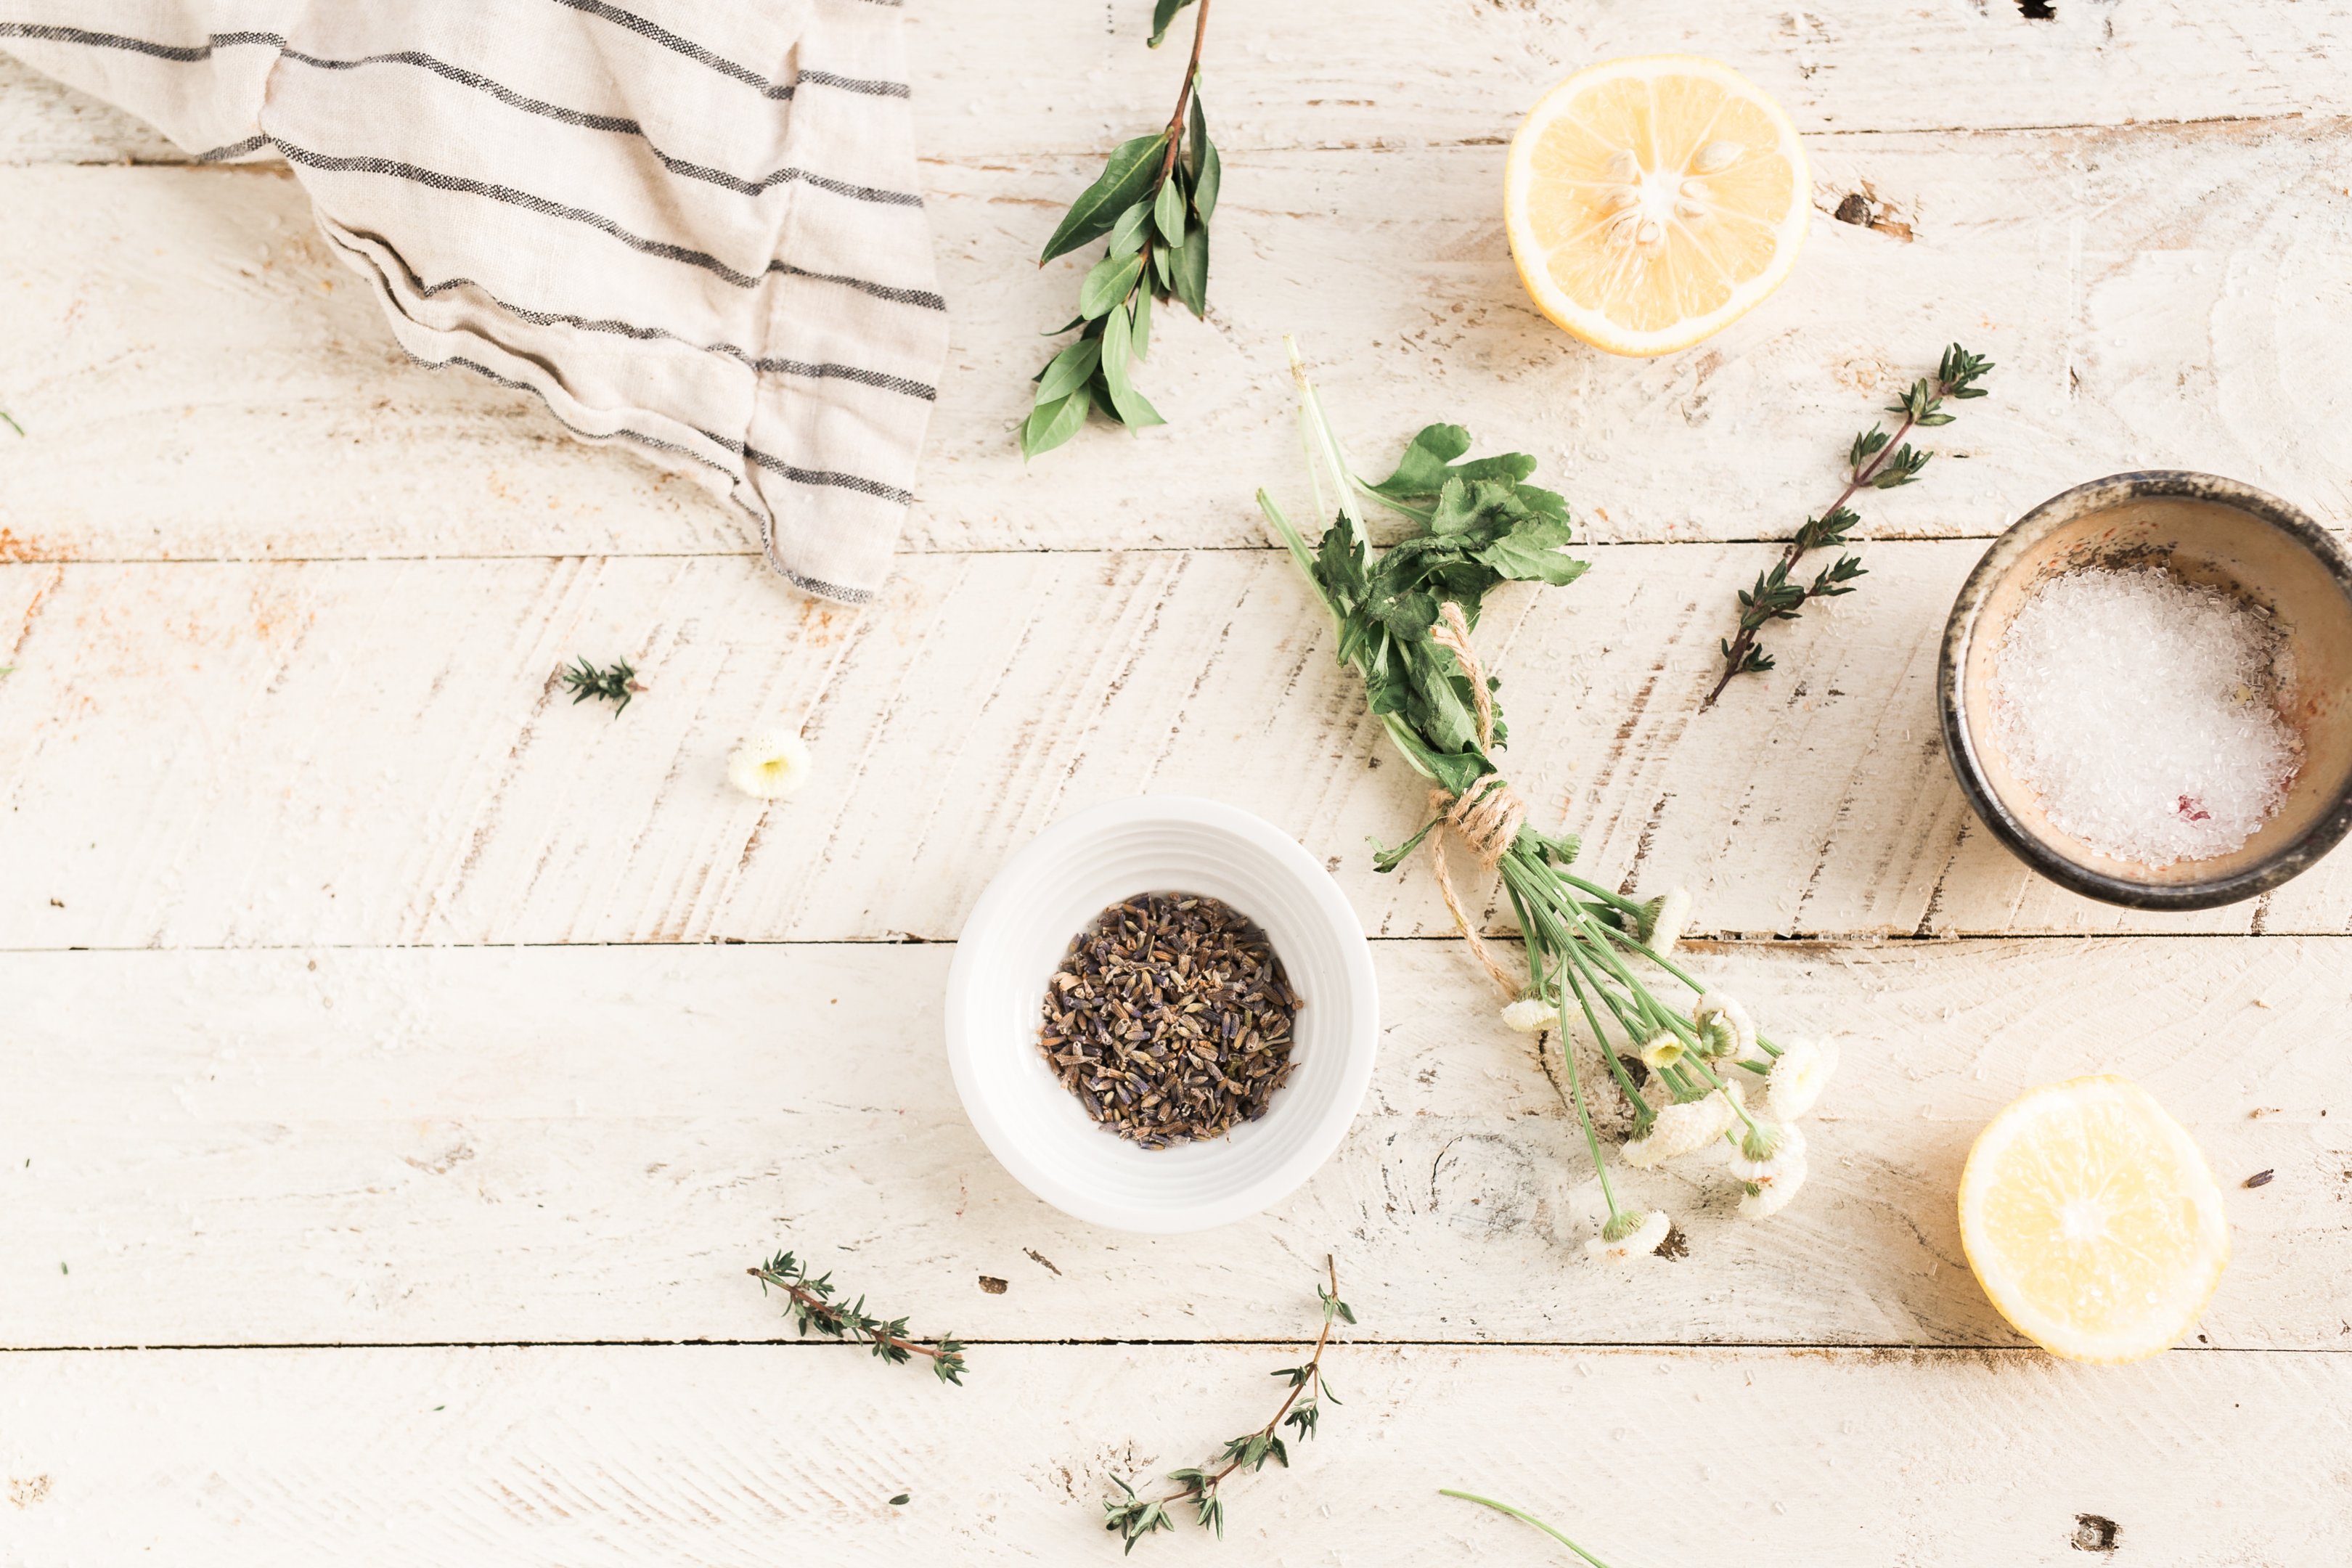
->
left=6, top=6, right=2352, bottom=1561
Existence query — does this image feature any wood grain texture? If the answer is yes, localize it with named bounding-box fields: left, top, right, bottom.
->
left=7, top=549, right=2351, bottom=947
left=4, top=126, right=2351, bottom=561
left=3, top=1342, right=2347, bottom=1564
left=8, top=939, right=2345, bottom=1350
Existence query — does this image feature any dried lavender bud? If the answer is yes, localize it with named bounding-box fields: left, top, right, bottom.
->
left=1039, top=891, right=1301, bottom=1148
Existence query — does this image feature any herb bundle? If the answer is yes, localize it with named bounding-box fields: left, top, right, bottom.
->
left=1104, top=1257, right=1353, bottom=1551
left=1021, top=0, right=1220, bottom=460
left=747, top=1249, right=968, bottom=1385
left=1704, top=343, right=1993, bottom=705
left=1259, top=342, right=1838, bottom=1251
left=559, top=655, right=642, bottom=716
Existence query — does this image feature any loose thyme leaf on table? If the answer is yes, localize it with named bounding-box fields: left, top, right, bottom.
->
left=1103, top=1256, right=1353, bottom=1552
left=1021, top=0, right=1220, bottom=461
left=1704, top=343, right=1994, bottom=706
left=746, top=1250, right=969, bottom=1385
left=558, top=655, right=642, bottom=716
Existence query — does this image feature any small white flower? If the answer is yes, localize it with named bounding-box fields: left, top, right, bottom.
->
left=1621, top=1088, right=1736, bottom=1167
left=727, top=730, right=814, bottom=800
left=1584, top=1208, right=1671, bottom=1265
left=1642, top=886, right=1694, bottom=956
left=1500, top=997, right=1553, bottom=1034
left=1765, top=1037, right=1840, bottom=1122
left=1738, top=1154, right=1810, bottom=1219
left=1728, top=1120, right=1807, bottom=1181
left=1692, top=991, right=1755, bottom=1060
left=1638, top=1031, right=1685, bottom=1071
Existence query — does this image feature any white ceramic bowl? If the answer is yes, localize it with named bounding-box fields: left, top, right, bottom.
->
left=944, top=796, right=1379, bottom=1233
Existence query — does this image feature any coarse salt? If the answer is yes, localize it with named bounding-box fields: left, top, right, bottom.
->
left=1992, top=566, right=2300, bottom=866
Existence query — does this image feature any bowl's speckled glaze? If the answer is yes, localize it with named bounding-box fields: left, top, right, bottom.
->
left=1939, top=471, right=2352, bottom=911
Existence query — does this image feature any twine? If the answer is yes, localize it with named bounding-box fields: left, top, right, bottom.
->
left=1421, top=603, right=1528, bottom=999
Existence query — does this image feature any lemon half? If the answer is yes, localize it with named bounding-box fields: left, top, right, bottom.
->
left=1958, top=1075, right=2229, bottom=1364
left=1504, top=55, right=1810, bottom=356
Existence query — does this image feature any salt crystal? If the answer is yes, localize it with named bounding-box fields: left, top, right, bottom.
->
left=1992, top=567, right=2300, bottom=866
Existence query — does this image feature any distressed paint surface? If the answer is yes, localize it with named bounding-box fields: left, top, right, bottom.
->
left=6, top=12, right=2352, bottom=1564
left=5, top=939, right=2347, bottom=1350
left=4, top=550, right=2351, bottom=944
left=2, top=1344, right=2348, bottom=1564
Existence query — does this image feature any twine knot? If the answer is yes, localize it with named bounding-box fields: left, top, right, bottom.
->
left=1421, top=602, right=1531, bottom=998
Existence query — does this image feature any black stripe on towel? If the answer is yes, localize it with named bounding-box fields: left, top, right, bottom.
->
left=0, top=23, right=282, bottom=61
left=271, top=140, right=769, bottom=288
left=549, top=0, right=906, bottom=99
left=193, top=133, right=273, bottom=163
left=769, top=261, right=946, bottom=313
left=274, top=49, right=920, bottom=205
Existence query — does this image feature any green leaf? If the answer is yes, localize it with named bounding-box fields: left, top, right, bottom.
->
left=1173, top=222, right=1209, bottom=318
left=1034, top=338, right=1102, bottom=404
left=1131, top=289, right=1153, bottom=362
left=1040, top=134, right=1169, bottom=263
left=1101, top=303, right=1135, bottom=396
left=1108, top=198, right=1152, bottom=258
left=1109, top=380, right=1166, bottom=430
left=1151, top=243, right=1175, bottom=290
left=1079, top=251, right=1146, bottom=320
left=1153, top=172, right=1187, bottom=249
left=1040, top=314, right=1087, bottom=337
left=1021, top=390, right=1088, bottom=461
left=1148, top=0, right=1196, bottom=48
left=1476, top=515, right=1588, bottom=586
left=1364, top=425, right=1537, bottom=510
left=1190, top=99, right=1220, bottom=224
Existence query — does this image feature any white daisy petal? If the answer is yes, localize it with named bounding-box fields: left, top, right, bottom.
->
left=1500, top=997, right=1553, bottom=1034
left=727, top=730, right=814, bottom=800
left=1738, top=1153, right=1810, bottom=1219
left=1766, top=1037, right=1840, bottom=1121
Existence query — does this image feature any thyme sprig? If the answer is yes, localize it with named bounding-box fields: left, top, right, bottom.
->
left=746, top=1250, right=969, bottom=1386
left=1103, top=1257, right=1355, bottom=1551
left=1704, top=343, right=1993, bottom=706
left=558, top=655, right=642, bottom=716
left=1022, top=0, right=1220, bottom=460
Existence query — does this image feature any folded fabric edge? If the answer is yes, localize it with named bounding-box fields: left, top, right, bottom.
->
left=319, top=217, right=881, bottom=606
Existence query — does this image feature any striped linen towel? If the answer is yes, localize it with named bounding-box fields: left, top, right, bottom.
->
left=1, top=1, right=947, bottom=603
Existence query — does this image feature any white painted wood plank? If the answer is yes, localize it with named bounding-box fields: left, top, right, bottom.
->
left=8, top=1, right=2352, bottom=169
left=6, top=550, right=2349, bottom=945
left=7, top=121, right=2352, bottom=562
left=6, top=939, right=2343, bottom=1349
left=1, top=1342, right=2344, bottom=1564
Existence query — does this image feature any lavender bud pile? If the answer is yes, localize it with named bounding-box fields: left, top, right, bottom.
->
left=1038, top=893, right=1302, bottom=1148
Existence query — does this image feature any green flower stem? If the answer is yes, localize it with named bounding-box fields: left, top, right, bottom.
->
left=1439, top=1491, right=1621, bottom=1568
left=1563, top=955, right=1651, bottom=1130
left=1558, top=873, right=1646, bottom=918
left=1552, top=995, right=1619, bottom=1217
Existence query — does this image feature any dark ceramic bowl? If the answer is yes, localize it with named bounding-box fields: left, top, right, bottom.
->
left=1939, top=471, right=2352, bottom=911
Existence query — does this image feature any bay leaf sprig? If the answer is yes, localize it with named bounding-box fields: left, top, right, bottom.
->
left=1022, top=0, right=1220, bottom=460
left=1103, top=1257, right=1355, bottom=1551
left=747, top=1249, right=969, bottom=1385
left=1704, top=343, right=1993, bottom=705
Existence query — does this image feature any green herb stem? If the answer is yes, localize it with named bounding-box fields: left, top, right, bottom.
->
left=1439, top=1490, right=1622, bottom=1568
